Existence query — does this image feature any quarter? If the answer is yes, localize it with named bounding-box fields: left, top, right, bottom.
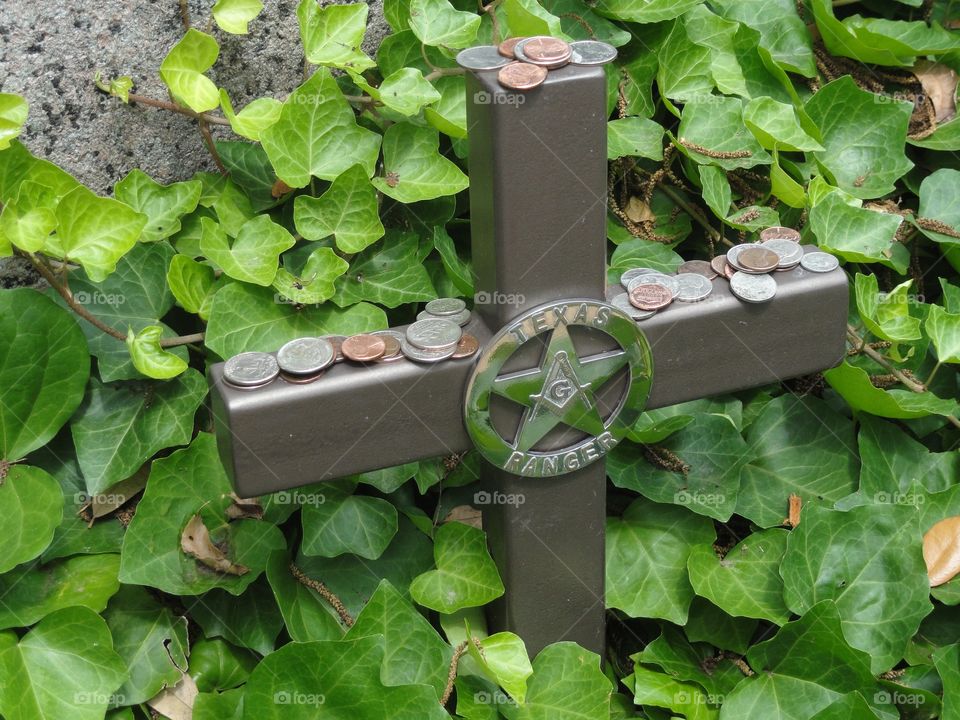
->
left=407, top=317, right=462, bottom=351
left=223, top=352, right=279, bottom=388
left=629, top=282, right=673, bottom=311
left=761, top=238, right=804, bottom=268
left=760, top=226, right=801, bottom=243
left=341, top=334, right=387, bottom=362
left=400, top=336, right=458, bottom=363
left=800, top=251, right=840, bottom=273
left=425, top=297, right=467, bottom=316
left=498, top=61, right=548, bottom=91
left=456, top=45, right=513, bottom=71
left=730, top=271, right=777, bottom=304
left=568, top=40, right=618, bottom=65
left=276, top=337, right=335, bottom=375
left=675, top=273, right=714, bottom=302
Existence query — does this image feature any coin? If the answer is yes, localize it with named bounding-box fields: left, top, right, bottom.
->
left=627, top=272, right=680, bottom=298
left=760, top=226, right=801, bottom=243
left=418, top=308, right=472, bottom=326
left=322, top=335, right=347, bottom=363
left=451, top=333, right=480, bottom=359
left=710, top=255, right=729, bottom=278
left=280, top=371, right=324, bottom=385
left=400, top=336, right=458, bottom=363
left=517, top=36, right=572, bottom=68
left=722, top=261, right=736, bottom=280
left=372, top=330, right=404, bottom=362
left=498, top=37, right=527, bottom=58
left=223, top=352, right=279, bottom=388
left=724, top=243, right=753, bottom=272
left=800, top=251, right=840, bottom=273
left=341, top=334, right=387, bottom=362
left=737, top=247, right=780, bottom=274
left=276, top=337, right=335, bottom=375
left=678, top=259, right=717, bottom=280
left=761, top=238, right=805, bottom=268
left=611, top=292, right=656, bottom=320
left=407, top=317, right=462, bottom=351
left=620, top=267, right=658, bottom=288
left=425, top=297, right=467, bottom=316
left=456, top=45, right=513, bottom=71
left=568, top=40, right=618, bottom=65
left=730, top=271, right=777, bottom=304
left=629, top=283, right=673, bottom=311
left=675, top=273, right=714, bottom=302
left=498, top=62, right=548, bottom=91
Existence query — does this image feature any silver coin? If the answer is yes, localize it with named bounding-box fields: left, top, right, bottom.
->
left=223, top=352, right=279, bottom=387
left=569, top=40, right=618, bottom=66
left=620, top=267, right=658, bottom=288
left=675, top=273, right=714, bottom=302
left=761, top=238, right=804, bottom=268
left=425, top=297, right=467, bottom=316
left=513, top=42, right=532, bottom=63
left=406, top=317, right=462, bottom=351
left=400, top=336, right=458, bottom=363
left=800, top=251, right=840, bottom=273
left=456, top=45, right=513, bottom=71
left=627, top=272, right=680, bottom=299
left=729, top=271, right=777, bottom=304
left=417, top=308, right=472, bottom=326
left=724, top=243, right=757, bottom=272
left=611, top=292, right=656, bottom=320
left=276, top=337, right=335, bottom=375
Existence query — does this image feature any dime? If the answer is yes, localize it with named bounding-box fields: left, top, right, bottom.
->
left=372, top=330, right=404, bottom=362
left=677, top=259, right=717, bottom=279
left=629, top=282, right=673, bottom=311
left=760, top=226, right=801, bottom=243
left=800, top=251, right=840, bottom=273
left=223, top=352, right=279, bottom=388
left=710, top=255, right=729, bottom=278
left=627, top=272, right=680, bottom=298
left=400, top=336, right=458, bottom=363
left=341, top=334, right=387, bottom=362
left=675, top=273, right=714, bottom=302
left=620, top=267, right=658, bottom=288
left=516, top=36, right=572, bottom=68
left=730, top=271, right=777, bottom=304
left=498, top=62, right=548, bottom=91
left=737, top=247, right=780, bottom=274
left=761, top=238, right=804, bottom=268
left=498, top=37, right=527, bottom=58
left=407, top=317, right=463, bottom=351
left=456, top=45, right=513, bottom=71
left=425, top=297, right=467, bottom=316
left=451, top=333, right=481, bottom=359
left=611, top=291, right=656, bottom=320
left=276, top=337, right=335, bottom=375
left=568, top=40, right=618, bottom=66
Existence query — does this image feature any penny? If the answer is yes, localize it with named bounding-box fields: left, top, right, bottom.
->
left=611, top=292, right=656, bottom=320
left=627, top=272, right=680, bottom=298
left=760, top=239, right=804, bottom=270
left=456, top=45, right=513, bottom=71
left=517, top=36, right=572, bottom=68
left=498, top=62, right=548, bottom=91
left=280, top=371, right=324, bottom=385
left=568, top=40, right=618, bottom=65
left=451, top=333, right=480, bottom=359
left=372, top=330, right=404, bottom=362
left=760, top=226, right=801, bottom=243
left=407, top=317, right=462, bottom=351
left=223, top=352, right=279, bottom=388
left=710, top=255, right=729, bottom=278
left=723, top=261, right=736, bottom=280
left=620, top=267, right=658, bottom=288
left=730, top=271, right=777, bottom=304
left=675, top=273, right=714, bottom=302
left=498, top=37, right=527, bottom=59
left=737, top=247, right=780, bottom=274
left=800, top=251, right=840, bottom=273
left=677, top=259, right=717, bottom=280
left=341, top=334, right=386, bottom=362
left=724, top=243, right=755, bottom=272
left=425, top=297, right=467, bottom=316
left=276, top=337, right=335, bottom=375
left=400, top=336, right=458, bottom=363
left=321, top=335, right=347, bottom=363
left=629, top=283, right=673, bottom=311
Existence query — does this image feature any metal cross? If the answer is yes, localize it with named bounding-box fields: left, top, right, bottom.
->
left=209, top=62, right=848, bottom=656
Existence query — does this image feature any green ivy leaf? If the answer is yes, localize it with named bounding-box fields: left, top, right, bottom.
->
left=120, top=433, right=285, bottom=595
left=624, top=666, right=715, bottom=719
left=677, top=97, right=772, bottom=170
left=637, top=626, right=745, bottom=697
left=297, top=0, right=375, bottom=71
left=917, top=168, right=960, bottom=245
left=607, top=233, right=684, bottom=283
left=0, top=607, right=126, bottom=720
left=594, top=0, right=706, bottom=24
left=126, top=325, right=189, bottom=380
left=159, top=29, right=221, bottom=113
left=410, top=522, right=505, bottom=613
left=370, top=67, right=442, bottom=116
left=781, top=504, right=933, bottom=672
left=854, top=273, right=923, bottom=344
left=503, top=0, right=566, bottom=37
left=200, top=215, right=295, bottom=286
left=216, top=141, right=280, bottom=212
left=294, top=164, right=385, bottom=253
left=301, top=482, right=399, bottom=559
left=213, top=0, right=264, bottom=34
left=94, top=73, right=135, bottom=103
left=195, top=688, right=243, bottom=720
left=743, top=97, right=824, bottom=152
left=265, top=548, right=350, bottom=643
left=927, top=304, right=960, bottom=364
left=70, top=371, right=207, bottom=494
left=219, top=91, right=283, bottom=142
left=0, top=180, right=59, bottom=252
left=409, top=0, right=481, bottom=48
left=824, top=361, right=960, bottom=420
left=0, top=465, right=62, bottom=574
left=424, top=75, right=468, bottom=139
left=114, top=169, right=202, bottom=242
left=190, top=577, right=284, bottom=654
left=205, top=282, right=386, bottom=358
left=0, top=289, right=89, bottom=461
left=0, top=94, right=28, bottom=150
left=332, top=231, right=436, bottom=308
left=683, top=4, right=749, bottom=98
left=606, top=498, right=715, bottom=624
left=468, top=632, right=534, bottom=705
left=710, top=0, right=815, bottom=76
left=432, top=226, right=474, bottom=296
left=273, top=247, right=349, bottom=305
left=607, top=117, right=664, bottom=160
left=808, top=190, right=908, bottom=273
left=190, top=638, right=258, bottom=692
left=262, top=68, right=381, bottom=188
left=656, top=20, right=713, bottom=104
left=167, top=254, right=216, bottom=315
left=685, top=597, right=758, bottom=655
left=373, top=122, right=469, bottom=203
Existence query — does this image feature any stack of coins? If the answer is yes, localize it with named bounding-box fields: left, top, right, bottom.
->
left=456, top=36, right=619, bottom=92
left=417, top=297, right=472, bottom=326
left=610, top=262, right=715, bottom=321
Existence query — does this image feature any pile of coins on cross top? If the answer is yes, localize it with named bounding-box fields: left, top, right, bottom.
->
left=611, top=226, right=840, bottom=320
left=220, top=298, right=480, bottom=389
left=455, top=36, right=619, bottom=90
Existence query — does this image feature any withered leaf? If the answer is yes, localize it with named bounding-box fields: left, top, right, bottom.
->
left=625, top=196, right=655, bottom=224
left=444, top=504, right=482, bottom=529
left=147, top=671, right=198, bottom=720
left=77, top=465, right=149, bottom=526
left=923, top=515, right=960, bottom=587
left=224, top=492, right=263, bottom=520
left=914, top=60, right=958, bottom=125
left=180, top=514, right=249, bottom=576
left=271, top=179, right=293, bottom=198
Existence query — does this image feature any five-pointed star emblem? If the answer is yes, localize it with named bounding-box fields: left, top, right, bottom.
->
left=491, top=318, right=629, bottom=451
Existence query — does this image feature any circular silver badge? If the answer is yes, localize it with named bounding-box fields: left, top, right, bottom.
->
left=800, top=251, right=840, bottom=273
left=463, top=299, right=653, bottom=478
left=223, top=352, right=280, bottom=388
left=276, top=337, right=335, bottom=375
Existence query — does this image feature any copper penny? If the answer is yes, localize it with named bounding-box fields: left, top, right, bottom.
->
left=710, top=255, right=728, bottom=277
left=341, top=334, right=386, bottom=362
left=498, top=62, right=548, bottom=91
left=678, top=259, right=717, bottom=280
left=518, top=36, right=572, bottom=68
left=323, top=335, right=346, bottom=362
left=498, top=37, right=527, bottom=59
left=737, top=247, right=780, bottom=274
left=723, top=261, right=736, bottom=280
left=280, top=371, right=324, bottom=385
left=760, top=226, right=801, bottom=243
left=451, top=333, right=480, bottom=359
left=375, top=334, right=402, bottom=361
left=628, top=283, right=672, bottom=311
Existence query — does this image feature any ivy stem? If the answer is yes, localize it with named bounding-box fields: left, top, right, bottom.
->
left=658, top=184, right=732, bottom=248
left=179, top=0, right=191, bottom=30
left=126, top=92, right=231, bottom=126
left=424, top=67, right=465, bottom=83
left=198, top=118, right=228, bottom=174
left=926, top=361, right=944, bottom=387
left=846, top=325, right=925, bottom=392
left=482, top=0, right=505, bottom=44
left=160, top=333, right=206, bottom=348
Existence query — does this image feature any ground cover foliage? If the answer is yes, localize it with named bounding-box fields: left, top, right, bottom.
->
left=1, top=0, right=960, bottom=717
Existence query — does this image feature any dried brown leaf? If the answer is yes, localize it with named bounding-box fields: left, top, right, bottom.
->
left=625, top=196, right=656, bottom=224
left=923, top=516, right=960, bottom=587
left=180, top=514, right=249, bottom=576
left=914, top=60, right=958, bottom=124
left=444, top=504, right=482, bottom=529
left=224, top=492, right=263, bottom=520
left=147, top=672, right=198, bottom=720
